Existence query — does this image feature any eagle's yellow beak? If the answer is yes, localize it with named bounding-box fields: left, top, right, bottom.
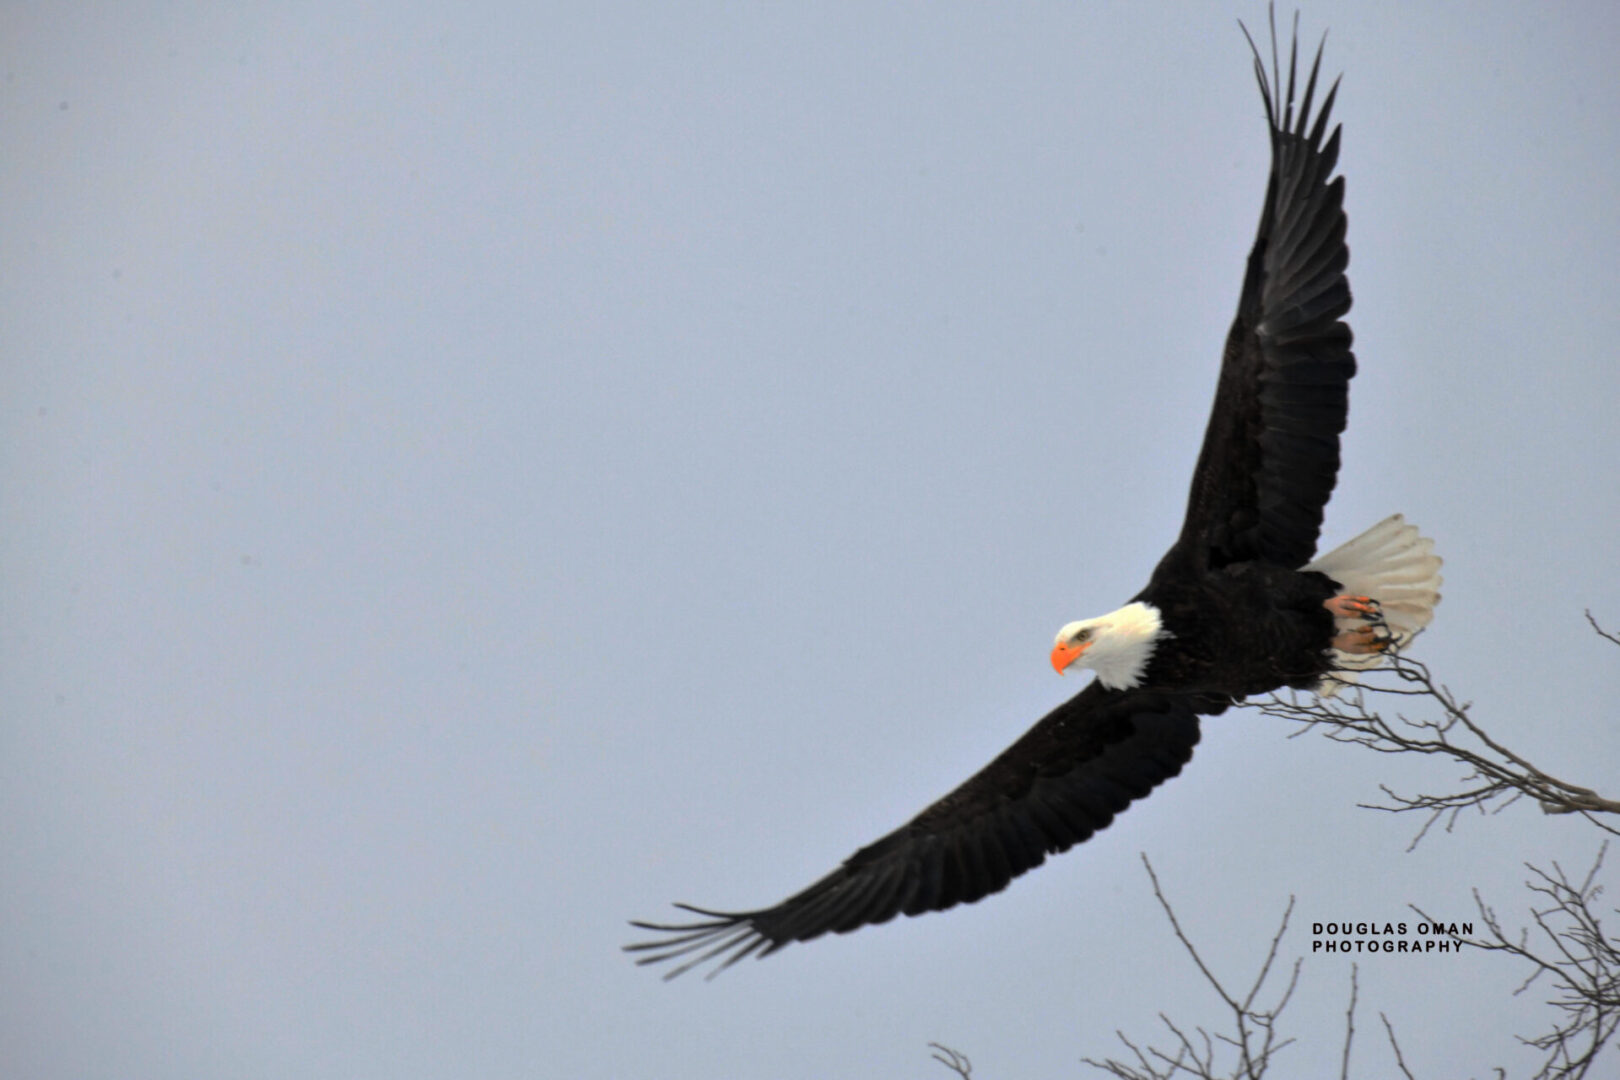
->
left=1050, top=640, right=1088, bottom=675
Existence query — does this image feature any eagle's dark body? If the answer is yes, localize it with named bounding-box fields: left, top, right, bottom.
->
left=1137, top=563, right=1341, bottom=697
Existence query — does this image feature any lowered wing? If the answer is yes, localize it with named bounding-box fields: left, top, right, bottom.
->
left=627, top=684, right=1224, bottom=978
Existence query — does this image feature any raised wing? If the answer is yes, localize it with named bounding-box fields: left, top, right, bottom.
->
left=1160, top=15, right=1354, bottom=576
left=626, top=684, right=1223, bottom=978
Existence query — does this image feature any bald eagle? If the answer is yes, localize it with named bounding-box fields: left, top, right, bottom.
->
left=628, top=14, right=1441, bottom=979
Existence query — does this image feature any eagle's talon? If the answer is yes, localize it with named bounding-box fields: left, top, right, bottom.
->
left=1333, top=623, right=1393, bottom=655
left=1325, top=594, right=1382, bottom=622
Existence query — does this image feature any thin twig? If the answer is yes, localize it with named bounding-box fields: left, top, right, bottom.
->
left=929, top=1042, right=973, bottom=1079
left=1340, top=964, right=1357, bottom=1080
left=1379, top=1013, right=1417, bottom=1080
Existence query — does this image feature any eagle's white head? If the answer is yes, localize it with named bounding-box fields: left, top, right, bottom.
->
left=1050, top=601, right=1167, bottom=691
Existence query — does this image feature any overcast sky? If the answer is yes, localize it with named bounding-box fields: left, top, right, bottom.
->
left=5, top=3, right=1620, bottom=1078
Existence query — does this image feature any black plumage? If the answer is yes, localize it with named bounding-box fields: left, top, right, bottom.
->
left=628, top=16, right=1381, bottom=979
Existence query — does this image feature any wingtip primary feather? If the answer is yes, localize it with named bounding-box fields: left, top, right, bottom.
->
left=624, top=905, right=770, bottom=980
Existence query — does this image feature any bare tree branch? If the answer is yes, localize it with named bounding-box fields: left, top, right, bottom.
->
left=1378, top=1013, right=1418, bottom=1080
left=1260, top=637, right=1620, bottom=849
left=1413, top=844, right=1619, bottom=1080
left=1340, top=964, right=1357, bottom=1080
left=1080, top=856, right=1301, bottom=1079
left=929, top=1042, right=973, bottom=1079
left=1586, top=610, right=1620, bottom=649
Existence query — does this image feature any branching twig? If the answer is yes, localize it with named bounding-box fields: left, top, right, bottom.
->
left=929, top=1042, right=973, bottom=1079
left=1081, top=855, right=1301, bottom=1079
left=1413, top=844, right=1619, bottom=1080
left=1260, top=631, right=1620, bottom=849
left=1586, top=610, right=1620, bottom=649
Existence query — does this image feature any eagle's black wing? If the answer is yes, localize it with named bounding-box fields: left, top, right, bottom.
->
left=1159, top=14, right=1354, bottom=577
left=626, top=684, right=1225, bottom=978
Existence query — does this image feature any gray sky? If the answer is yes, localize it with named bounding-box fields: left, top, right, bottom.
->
left=5, top=3, right=1620, bottom=1077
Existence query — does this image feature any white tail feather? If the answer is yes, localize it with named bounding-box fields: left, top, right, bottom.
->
left=1305, top=514, right=1442, bottom=695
